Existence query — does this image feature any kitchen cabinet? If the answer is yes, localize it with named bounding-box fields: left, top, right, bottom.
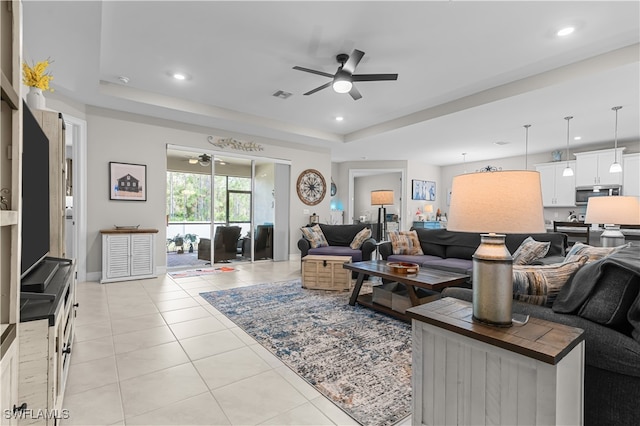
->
left=536, top=161, right=576, bottom=207
left=101, top=229, right=158, bottom=283
left=574, top=148, right=624, bottom=187
left=623, top=153, right=640, bottom=197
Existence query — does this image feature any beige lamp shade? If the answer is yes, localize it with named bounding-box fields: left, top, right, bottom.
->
left=423, top=204, right=434, bottom=213
left=371, top=190, right=394, bottom=206
left=584, top=196, right=640, bottom=225
left=447, top=170, right=546, bottom=234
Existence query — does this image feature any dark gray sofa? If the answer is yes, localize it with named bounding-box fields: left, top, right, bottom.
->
left=297, top=223, right=377, bottom=263
left=442, top=244, right=640, bottom=426
left=379, top=228, right=567, bottom=279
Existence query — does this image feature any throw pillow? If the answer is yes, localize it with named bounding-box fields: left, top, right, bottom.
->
left=512, top=236, right=551, bottom=265
left=389, top=230, right=424, bottom=255
left=300, top=224, right=328, bottom=248
left=350, top=227, right=372, bottom=249
left=512, top=255, right=588, bottom=307
left=564, top=242, right=627, bottom=263
left=578, top=265, right=640, bottom=336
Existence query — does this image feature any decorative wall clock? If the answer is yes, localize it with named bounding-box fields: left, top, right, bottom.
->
left=296, top=169, right=326, bottom=206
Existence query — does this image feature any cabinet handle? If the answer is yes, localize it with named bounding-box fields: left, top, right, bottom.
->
left=73, top=303, right=79, bottom=308
left=13, top=403, right=27, bottom=414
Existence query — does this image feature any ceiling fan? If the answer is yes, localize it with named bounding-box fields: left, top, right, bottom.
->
left=293, top=49, right=398, bottom=100
left=188, top=154, right=211, bottom=166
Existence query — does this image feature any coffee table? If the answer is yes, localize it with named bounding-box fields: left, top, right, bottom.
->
left=343, top=260, right=470, bottom=321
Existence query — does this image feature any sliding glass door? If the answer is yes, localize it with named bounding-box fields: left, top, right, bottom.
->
left=166, top=145, right=288, bottom=268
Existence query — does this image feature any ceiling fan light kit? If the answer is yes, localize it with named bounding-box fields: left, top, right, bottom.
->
left=293, top=49, right=398, bottom=100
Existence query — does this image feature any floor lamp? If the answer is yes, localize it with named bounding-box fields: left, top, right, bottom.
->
left=371, top=190, right=394, bottom=241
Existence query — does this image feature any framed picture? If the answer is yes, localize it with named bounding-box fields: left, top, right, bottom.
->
left=412, top=179, right=436, bottom=201
left=109, top=162, right=147, bottom=201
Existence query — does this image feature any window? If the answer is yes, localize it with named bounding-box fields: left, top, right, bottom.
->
left=166, top=172, right=212, bottom=222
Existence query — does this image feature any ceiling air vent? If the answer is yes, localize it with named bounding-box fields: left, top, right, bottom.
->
left=272, top=90, right=292, bottom=99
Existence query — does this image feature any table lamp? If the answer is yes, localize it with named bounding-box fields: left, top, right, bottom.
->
left=447, top=171, right=545, bottom=327
left=584, top=196, right=640, bottom=247
left=371, top=190, right=394, bottom=241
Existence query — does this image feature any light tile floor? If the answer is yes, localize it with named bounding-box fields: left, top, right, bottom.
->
left=63, top=260, right=412, bottom=426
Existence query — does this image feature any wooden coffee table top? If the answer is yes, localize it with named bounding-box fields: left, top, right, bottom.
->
left=344, top=260, right=469, bottom=291
left=407, top=297, right=585, bottom=365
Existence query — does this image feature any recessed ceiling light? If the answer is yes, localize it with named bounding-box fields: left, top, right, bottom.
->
left=335, top=116, right=344, bottom=121
left=494, top=141, right=510, bottom=146
left=173, top=73, right=187, bottom=80
left=557, top=27, right=575, bottom=37
left=574, top=136, right=582, bottom=140
left=118, top=76, right=130, bottom=84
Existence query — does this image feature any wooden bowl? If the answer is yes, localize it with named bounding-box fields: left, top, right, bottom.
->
left=387, top=262, right=420, bottom=274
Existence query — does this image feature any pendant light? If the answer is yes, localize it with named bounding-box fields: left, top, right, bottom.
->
left=562, top=116, right=574, bottom=177
left=609, top=106, right=623, bottom=173
left=523, top=124, right=531, bottom=170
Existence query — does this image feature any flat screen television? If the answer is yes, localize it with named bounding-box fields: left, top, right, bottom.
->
left=21, top=101, right=51, bottom=284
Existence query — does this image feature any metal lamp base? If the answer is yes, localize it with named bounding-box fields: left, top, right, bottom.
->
left=472, top=234, right=513, bottom=327
left=600, top=225, right=626, bottom=248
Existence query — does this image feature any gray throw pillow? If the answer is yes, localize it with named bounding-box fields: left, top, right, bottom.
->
left=578, top=265, right=640, bottom=336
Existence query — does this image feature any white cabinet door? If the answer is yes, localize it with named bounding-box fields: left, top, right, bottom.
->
left=597, top=150, right=623, bottom=186
left=623, top=154, right=640, bottom=197
left=555, top=161, right=576, bottom=206
left=536, top=162, right=575, bottom=207
left=0, top=337, right=18, bottom=426
left=131, top=234, right=154, bottom=276
left=575, top=152, right=599, bottom=187
left=104, top=234, right=131, bottom=279
left=536, top=163, right=556, bottom=207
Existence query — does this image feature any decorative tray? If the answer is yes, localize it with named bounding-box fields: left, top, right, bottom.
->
left=114, top=225, right=140, bottom=230
left=387, top=262, right=420, bottom=274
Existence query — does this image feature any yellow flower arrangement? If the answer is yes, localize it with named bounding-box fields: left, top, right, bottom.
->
left=22, top=59, right=54, bottom=92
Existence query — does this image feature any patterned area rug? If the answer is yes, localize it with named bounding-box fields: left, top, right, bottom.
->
left=169, top=266, right=236, bottom=278
left=200, top=280, right=411, bottom=426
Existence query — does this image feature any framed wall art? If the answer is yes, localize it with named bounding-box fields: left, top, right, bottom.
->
left=109, top=162, right=147, bottom=201
left=412, top=179, right=436, bottom=201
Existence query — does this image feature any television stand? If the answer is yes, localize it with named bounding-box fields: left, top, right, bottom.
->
left=21, top=258, right=61, bottom=293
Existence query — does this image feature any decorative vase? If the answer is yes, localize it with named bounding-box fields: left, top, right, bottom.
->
left=26, top=87, right=45, bottom=110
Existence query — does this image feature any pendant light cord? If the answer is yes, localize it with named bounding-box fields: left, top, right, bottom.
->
left=524, top=124, right=531, bottom=170
left=565, top=116, right=573, bottom=168
left=613, top=106, right=622, bottom=163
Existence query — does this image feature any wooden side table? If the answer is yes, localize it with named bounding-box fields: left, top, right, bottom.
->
left=407, top=298, right=585, bottom=426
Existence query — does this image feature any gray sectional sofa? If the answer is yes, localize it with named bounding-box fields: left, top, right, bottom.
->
left=379, top=228, right=568, bottom=279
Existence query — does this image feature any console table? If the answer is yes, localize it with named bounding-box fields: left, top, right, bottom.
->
left=407, top=298, right=585, bottom=426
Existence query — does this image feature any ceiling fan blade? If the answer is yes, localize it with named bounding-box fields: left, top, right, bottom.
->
left=343, top=49, right=364, bottom=74
left=303, top=81, right=332, bottom=96
left=293, top=66, right=334, bottom=79
left=352, top=73, right=398, bottom=82
left=349, top=85, right=362, bottom=101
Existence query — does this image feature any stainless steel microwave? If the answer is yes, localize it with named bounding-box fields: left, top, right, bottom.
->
left=575, top=185, right=622, bottom=205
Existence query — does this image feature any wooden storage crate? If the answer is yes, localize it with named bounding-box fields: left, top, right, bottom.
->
left=302, top=255, right=352, bottom=291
